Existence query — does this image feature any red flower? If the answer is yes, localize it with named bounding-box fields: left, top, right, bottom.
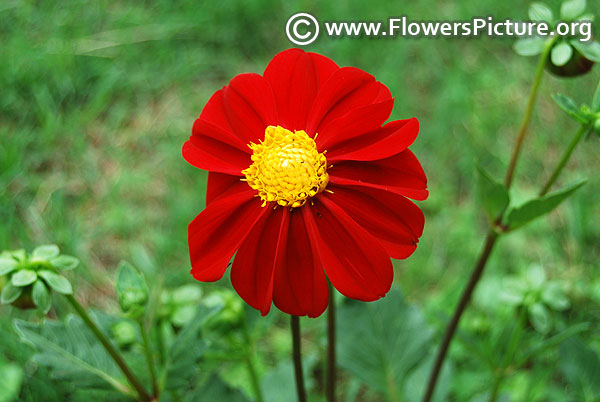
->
left=183, top=49, right=428, bottom=317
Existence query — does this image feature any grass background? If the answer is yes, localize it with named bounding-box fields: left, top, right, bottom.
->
left=1, top=0, right=599, bottom=400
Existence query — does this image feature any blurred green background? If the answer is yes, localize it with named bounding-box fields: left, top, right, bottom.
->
left=1, top=0, right=600, bottom=401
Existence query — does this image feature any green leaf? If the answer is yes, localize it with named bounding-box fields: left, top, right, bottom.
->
left=404, top=354, right=452, bottom=402
left=38, top=270, right=73, bottom=295
left=11, top=269, right=37, bottom=287
left=476, top=165, right=509, bottom=222
left=191, top=375, right=249, bottom=402
left=0, top=258, right=18, bottom=276
left=519, top=323, right=589, bottom=365
left=560, top=337, right=600, bottom=397
left=50, top=255, right=79, bottom=270
left=32, top=244, right=60, bottom=260
left=1, top=284, right=23, bottom=304
left=542, top=282, right=571, bottom=311
left=560, top=0, right=586, bottom=20
left=0, top=360, right=23, bottom=402
left=551, top=42, right=573, bottom=67
left=577, top=13, right=595, bottom=22
left=115, top=261, right=148, bottom=314
left=552, top=93, right=589, bottom=124
left=337, top=289, right=439, bottom=399
left=32, top=280, right=52, bottom=314
left=529, top=2, right=554, bottom=22
left=513, top=37, right=547, bottom=56
left=526, top=264, right=547, bottom=289
left=571, top=40, right=600, bottom=62
left=506, top=180, right=586, bottom=230
left=529, top=302, right=551, bottom=333
left=13, top=316, right=131, bottom=396
left=163, top=305, right=222, bottom=390
left=261, top=359, right=311, bottom=402
left=500, top=278, right=527, bottom=305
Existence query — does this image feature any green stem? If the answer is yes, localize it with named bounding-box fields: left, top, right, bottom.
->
left=504, top=39, right=555, bottom=188
left=488, top=373, right=503, bottom=402
left=326, top=282, right=336, bottom=402
left=422, top=230, right=499, bottom=402
left=241, top=315, right=264, bottom=402
left=291, top=315, right=307, bottom=402
left=539, top=124, right=589, bottom=196
left=65, top=294, right=153, bottom=402
left=138, top=319, right=159, bottom=397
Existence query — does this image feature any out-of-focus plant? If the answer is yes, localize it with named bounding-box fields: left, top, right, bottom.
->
left=1, top=246, right=77, bottom=313
left=514, top=0, right=600, bottom=77
left=1, top=247, right=233, bottom=402
left=500, top=265, right=571, bottom=334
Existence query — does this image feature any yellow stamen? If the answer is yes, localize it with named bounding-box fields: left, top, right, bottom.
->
left=242, top=125, right=329, bottom=208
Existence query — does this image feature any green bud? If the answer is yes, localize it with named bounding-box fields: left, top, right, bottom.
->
left=112, top=321, right=138, bottom=349
left=594, top=117, right=600, bottom=134
left=115, top=261, right=148, bottom=317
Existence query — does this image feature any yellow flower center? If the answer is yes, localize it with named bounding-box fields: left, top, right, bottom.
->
left=242, top=125, right=329, bottom=208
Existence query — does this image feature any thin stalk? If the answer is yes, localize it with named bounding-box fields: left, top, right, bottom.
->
left=488, top=373, right=503, bottom=402
left=241, top=316, right=264, bottom=402
left=539, top=124, right=589, bottom=196
left=422, top=39, right=556, bottom=402
left=65, top=294, right=152, bottom=402
left=422, top=230, right=499, bottom=402
left=138, top=319, right=159, bottom=397
left=504, top=39, right=555, bottom=188
left=326, top=282, right=336, bottom=402
left=291, top=315, right=307, bottom=402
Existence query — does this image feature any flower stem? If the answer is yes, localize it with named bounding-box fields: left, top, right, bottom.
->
left=539, top=124, right=589, bottom=196
left=504, top=39, right=554, bottom=188
left=65, top=294, right=153, bottom=402
left=241, top=315, right=264, bottom=402
left=291, top=315, right=307, bottom=402
left=422, top=39, right=555, bottom=402
left=138, top=319, right=159, bottom=397
left=422, top=230, right=499, bottom=402
left=326, top=282, right=336, bottom=402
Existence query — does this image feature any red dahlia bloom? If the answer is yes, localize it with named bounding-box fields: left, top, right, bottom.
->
left=183, top=48, right=428, bottom=318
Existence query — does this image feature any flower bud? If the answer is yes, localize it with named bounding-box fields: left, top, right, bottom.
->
left=112, top=321, right=138, bottom=349
left=594, top=117, right=600, bottom=135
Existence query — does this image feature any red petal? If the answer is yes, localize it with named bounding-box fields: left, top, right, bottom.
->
left=329, top=150, right=429, bottom=200
left=326, top=185, right=424, bottom=259
left=303, top=197, right=393, bottom=301
left=306, top=67, right=391, bottom=136
left=192, top=89, right=249, bottom=151
left=326, top=118, right=420, bottom=162
left=188, top=182, right=266, bottom=282
left=231, top=207, right=288, bottom=315
left=223, top=73, right=278, bottom=144
left=316, top=98, right=394, bottom=151
left=264, top=49, right=339, bottom=132
left=206, top=172, right=242, bottom=205
left=273, top=209, right=329, bottom=317
left=182, top=135, right=251, bottom=175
